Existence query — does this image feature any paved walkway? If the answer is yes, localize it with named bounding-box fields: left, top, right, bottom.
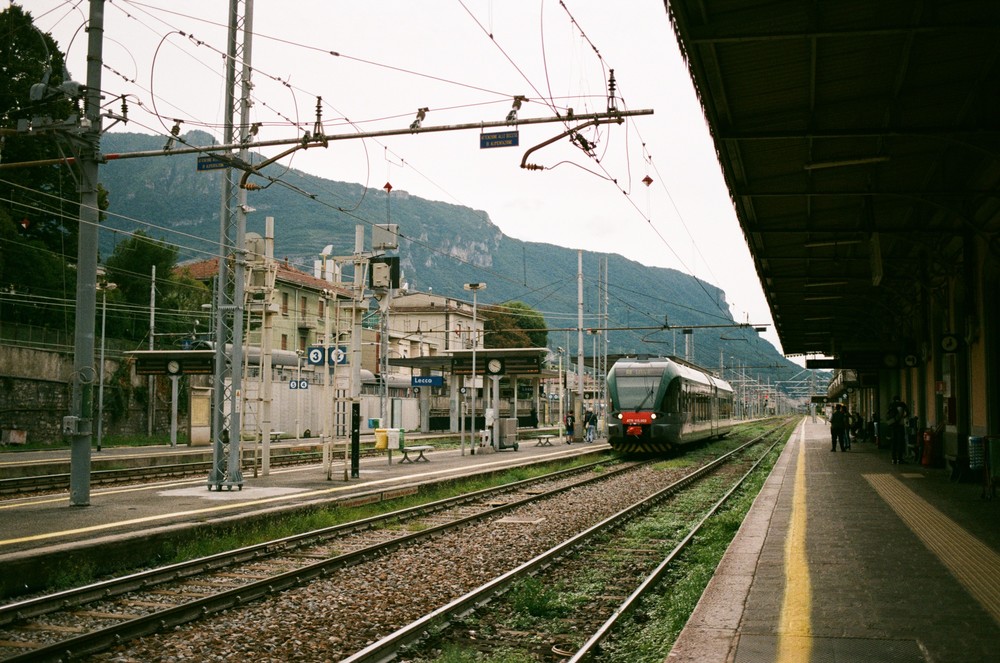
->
left=669, top=417, right=1000, bottom=663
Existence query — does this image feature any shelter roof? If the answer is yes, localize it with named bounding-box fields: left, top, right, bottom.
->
left=667, top=0, right=1000, bottom=361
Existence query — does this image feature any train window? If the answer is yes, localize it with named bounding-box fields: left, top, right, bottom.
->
left=665, top=380, right=681, bottom=413
left=614, top=370, right=664, bottom=409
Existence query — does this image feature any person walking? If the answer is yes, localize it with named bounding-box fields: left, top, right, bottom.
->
left=564, top=412, right=575, bottom=444
left=886, top=395, right=909, bottom=464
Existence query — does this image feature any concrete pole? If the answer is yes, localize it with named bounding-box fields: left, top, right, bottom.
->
left=260, top=216, right=274, bottom=475
left=576, top=250, right=584, bottom=442
left=147, top=265, right=155, bottom=436
left=68, top=0, right=106, bottom=507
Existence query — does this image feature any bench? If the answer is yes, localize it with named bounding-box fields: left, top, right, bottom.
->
left=399, top=445, right=435, bottom=463
left=535, top=435, right=555, bottom=447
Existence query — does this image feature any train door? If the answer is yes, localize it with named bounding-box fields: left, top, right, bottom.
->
left=710, top=386, right=718, bottom=436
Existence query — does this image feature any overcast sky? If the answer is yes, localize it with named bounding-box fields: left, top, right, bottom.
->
left=30, top=1, right=793, bottom=360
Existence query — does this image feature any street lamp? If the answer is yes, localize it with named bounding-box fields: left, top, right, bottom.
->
left=96, top=280, right=117, bottom=452
left=463, top=282, right=486, bottom=455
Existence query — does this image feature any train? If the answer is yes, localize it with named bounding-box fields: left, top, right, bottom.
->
left=606, top=356, right=738, bottom=453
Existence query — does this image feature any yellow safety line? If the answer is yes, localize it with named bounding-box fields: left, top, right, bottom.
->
left=0, top=452, right=560, bottom=549
left=865, top=473, right=1000, bottom=626
left=776, top=424, right=813, bottom=662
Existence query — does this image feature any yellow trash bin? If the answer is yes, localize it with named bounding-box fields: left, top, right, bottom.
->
left=374, top=428, right=388, bottom=450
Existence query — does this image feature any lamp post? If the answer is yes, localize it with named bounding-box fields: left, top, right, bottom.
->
left=557, top=346, right=565, bottom=440
left=96, top=281, right=117, bottom=452
left=295, top=349, right=303, bottom=440
left=463, top=282, right=486, bottom=455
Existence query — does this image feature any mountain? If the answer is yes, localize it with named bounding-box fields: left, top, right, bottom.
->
left=98, top=131, right=810, bottom=394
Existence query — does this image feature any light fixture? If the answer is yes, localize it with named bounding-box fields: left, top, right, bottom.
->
left=803, top=295, right=844, bottom=301
left=803, top=239, right=864, bottom=249
left=804, top=281, right=849, bottom=288
left=803, top=156, right=889, bottom=171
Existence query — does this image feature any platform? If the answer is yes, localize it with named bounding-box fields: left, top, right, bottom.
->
left=669, top=417, right=1000, bottom=663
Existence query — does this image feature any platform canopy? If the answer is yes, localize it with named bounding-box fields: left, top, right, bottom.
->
left=667, top=0, right=1000, bottom=359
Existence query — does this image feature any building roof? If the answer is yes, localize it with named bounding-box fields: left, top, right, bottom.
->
left=177, top=257, right=353, bottom=298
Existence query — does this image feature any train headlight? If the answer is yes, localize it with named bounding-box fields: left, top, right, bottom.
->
left=616, top=413, right=623, bottom=420
left=650, top=413, right=657, bottom=420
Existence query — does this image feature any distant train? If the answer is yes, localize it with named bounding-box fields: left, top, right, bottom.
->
left=606, top=356, right=738, bottom=453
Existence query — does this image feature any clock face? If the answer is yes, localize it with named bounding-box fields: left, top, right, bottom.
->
left=487, top=359, right=502, bottom=374
left=941, top=334, right=960, bottom=353
left=166, top=360, right=181, bottom=374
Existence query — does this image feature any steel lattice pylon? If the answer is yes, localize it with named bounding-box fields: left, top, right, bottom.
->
left=209, top=0, right=254, bottom=490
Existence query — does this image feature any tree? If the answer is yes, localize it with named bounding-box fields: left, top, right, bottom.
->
left=482, top=301, right=548, bottom=349
left=104, top=230, right=209, bottom=345
left=0, top=4, right=83, bottom=266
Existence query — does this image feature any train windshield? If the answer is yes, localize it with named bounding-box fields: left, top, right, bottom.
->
left=613, top=366, right=664, bottom=410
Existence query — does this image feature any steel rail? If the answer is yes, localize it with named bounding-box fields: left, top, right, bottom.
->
left=0, top=458, right=635, bottom=661
left=339, top=422, right=790, bottom=663
left=567, top=423, right=790, bottom=661
left=0, top=450, right=324, bottom=495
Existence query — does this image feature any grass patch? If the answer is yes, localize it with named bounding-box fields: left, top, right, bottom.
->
left=157, top=455, right=612, bottom=565
left=507, top=577, right=573, bottom=619
left=1, top=433, right=182, bottom=453
left=427, top=643, right=536, bottom=663
left=596, top=440, right=786, bottom=663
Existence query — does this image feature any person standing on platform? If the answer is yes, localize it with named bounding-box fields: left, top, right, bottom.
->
left=886, top=395, right=909, bottom=464
left=842, top=406, right=853, bottom=450
left=565, top=412, right=575, bottom=444
left=830, top=404, right=846, bottom=451
left=584, top=409, right=597, bottom=442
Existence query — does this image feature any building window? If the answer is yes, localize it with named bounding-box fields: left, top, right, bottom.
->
left=300, top=296, right=308, bottom=318
left=281, top=334, right=288, bottom=351
left=281, top=292, right=289, bottom=316
left=318, top=298, right=325, bottom=319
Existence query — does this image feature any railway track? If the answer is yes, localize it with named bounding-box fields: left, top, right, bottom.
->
left=0, top=420, right=791, bottom=661
left=0, top=456, right=635, bottom=661
left=342, top=420, right=792, bottom=662
left=0, top=448, right=367, bottom=496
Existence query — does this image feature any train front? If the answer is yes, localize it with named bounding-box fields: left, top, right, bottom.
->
left=606, top=358, right=680, bottom=453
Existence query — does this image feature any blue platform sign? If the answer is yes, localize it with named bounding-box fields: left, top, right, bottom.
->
left=480, top=130, right=519, bottom=149
left=307, top=346, right=349, bottom=365
left=412, top=375, right=443, bottom=387
left=197, top=155, right=228, bottom=171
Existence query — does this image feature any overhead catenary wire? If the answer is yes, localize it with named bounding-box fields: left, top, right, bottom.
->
left=20, top=2, right=775, bottom=365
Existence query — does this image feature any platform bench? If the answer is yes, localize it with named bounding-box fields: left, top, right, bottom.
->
left=399, top=445, right=435, bottom=463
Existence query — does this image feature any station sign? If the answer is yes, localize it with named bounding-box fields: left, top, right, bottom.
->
left=289, top=379, right=309, bottom=389
left=412, top=375, right=443, bottom=387
left=452, top=355, right=540, bottom=376
left=196, top=155, right=229, bottom=171
left=480, top=130, right=519, bottom=149
left=128, top=350, right=215, bottom=375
